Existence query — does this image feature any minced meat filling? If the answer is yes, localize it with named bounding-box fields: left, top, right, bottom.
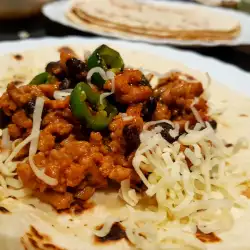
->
left=0, top=48, right=211, bottom=210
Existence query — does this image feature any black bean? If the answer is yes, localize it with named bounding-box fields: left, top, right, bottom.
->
left=208, top=119, right=217, bottom=130
left=66, top=58, right=87, bottom=82
left=24, top=99, right=36, bottom=116
left=123, top=124, right=140, bottom=155
left=72, top=125, right=91, bottom=141
left=0, top=109, right=10, bottom=129
left=24, top=99, right=47, bottom=118
left=156, top=122, right=177, bottom=143
left=140, top=74, right=150, bottom=86
left=45, top=61, right=66, bottom=80
left=59, top=78, right=71, bottom=90
left=141, top=97, right=157, bottom=122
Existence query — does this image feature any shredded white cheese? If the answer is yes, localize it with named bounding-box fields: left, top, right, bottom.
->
left=28, top=97, right=58, bottom=186
left=3, top=97, right=58, bottom=189
left=87, top=67, right=107, bottom=84
left=99, top=71, right=115, bottom=106
left=53, top=89, right=72, bottom=100
left=101, top=119, right=250, bottom=250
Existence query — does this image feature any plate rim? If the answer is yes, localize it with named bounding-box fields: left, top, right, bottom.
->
left=42, top=0, right=250, bottom=47
left=0, top=36, right=250, bottom=95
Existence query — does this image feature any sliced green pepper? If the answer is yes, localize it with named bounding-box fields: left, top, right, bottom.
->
left=87, top=44, right=124, bottom=88
left=70, top=82, right=117, bottom=131
left=29, top=72, right=56, bottom=85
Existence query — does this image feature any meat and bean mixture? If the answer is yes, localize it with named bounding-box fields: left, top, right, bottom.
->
left=0, top=45, right=213, bottom=210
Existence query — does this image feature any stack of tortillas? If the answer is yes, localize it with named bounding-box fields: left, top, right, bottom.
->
left=66, top=0, right=241, bottom=41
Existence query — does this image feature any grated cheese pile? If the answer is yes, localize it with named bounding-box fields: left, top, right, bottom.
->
left=96, top=118, right=249, bottom=249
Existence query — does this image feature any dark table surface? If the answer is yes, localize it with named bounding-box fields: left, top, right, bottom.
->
left=0, top=14, right=250, bottom=72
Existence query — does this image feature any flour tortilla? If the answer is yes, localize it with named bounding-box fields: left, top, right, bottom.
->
left=0, top=45, right=250, bottom=250
left=66, top=0, right=241, bottom=41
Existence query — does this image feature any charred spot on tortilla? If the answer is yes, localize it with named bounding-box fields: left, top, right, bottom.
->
left=20, top=237, right=29, bottom=250
left=208, top=119, right=217, bottom=130
left=30, top=226, right=50, bottom=241
left=0, top=206, right=10, bottom=214
left=242, top=187, right=250, bottom=198
left=43, top=243, right=65, bottom=250
left=95, top=222, right=128, bottom=244
left=9, top=195, right=17, bottom=200
left=13, top=54, right=23, bottom=61
left=225, top=143, right=233, bottom=147
left=196, top=229, right=221, bottom=243
left=239, top=114, right=248, bottom=117
left=28, top=237, right=39, bottom=249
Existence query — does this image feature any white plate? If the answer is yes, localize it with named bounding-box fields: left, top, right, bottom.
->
left=42, top=0, right=250, bottom=47
left=0, top=36, right=250, bottom=95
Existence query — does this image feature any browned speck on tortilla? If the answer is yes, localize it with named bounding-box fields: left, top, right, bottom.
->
left=196, top=229, right=221, bottom=243
left=30, top=226, right=50, bottom=241
left=13, top=54, right=23, bottom=61
left=225, top=143, right=233, bottom=148
left=242, top=187, right=250, bottom=198
left=239, top=114, right=248, bottom=117
left=43, top=243, right=65, bottom=250
left=28, top=237, right=39, bottom=249
left=20, top=237, right=29, bottom=250
left=0, top=206, right=10, bottom=214
left=22, top=226, right=65, bottom=250
left=95, top=222, right=128, bottom=244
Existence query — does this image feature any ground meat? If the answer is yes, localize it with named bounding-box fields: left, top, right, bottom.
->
left=8, top=124, right=22, bottom=139
left=153, top=72, right=208, bottom=128
left=34, top=191, right=73, bottom=210
left=7, top=83, right=32, bottom=107
left=45, top=96, right=70, bottom=109
left=2, top=67, right=212, bottom=211
left=111, top=70, right=152, bottom=104
left=109, top=115, right=143, bottom=154
left=75, top=186, right=95, bottom=201
left=0, top=93, right=17, bottom=115
left=17, top=162, right=37, bottom=190
left=109, top=166, right=132, bottom=182
left=38, top=131, right=55, bottom=152
left=153, top=102, right=171, bottom=120
left=12, top=110, right=32, bottom=129
left=44, top=120, right=73, bottom=136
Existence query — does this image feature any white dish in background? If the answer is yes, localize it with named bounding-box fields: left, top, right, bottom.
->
left=42, top=0, right=250, bottom=47
left=0, top=36, right=249, bottom=95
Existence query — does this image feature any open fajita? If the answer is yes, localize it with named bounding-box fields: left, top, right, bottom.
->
left=0, top=43, right=249, bottom=250
left=66, top=0, right=241, bottom=41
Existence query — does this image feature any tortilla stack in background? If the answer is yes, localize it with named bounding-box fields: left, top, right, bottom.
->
left=66, top=0, right=241, bottom=41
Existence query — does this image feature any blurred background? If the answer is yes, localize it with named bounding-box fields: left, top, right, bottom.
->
left=0, top=0, right=249, bottom=71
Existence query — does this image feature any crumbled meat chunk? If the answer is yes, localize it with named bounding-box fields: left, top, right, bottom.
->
left=38, top=131, right=55, bottom=152
left=153, top=72, right=208, bottom=129
left=12, top=110, right=32, bottom=129
left=0, top=93, right=17, bottom=115
left=111, top=70, right=152, bottom=104
left=44, top=121, right=73, bottom=136
left=8, top=124, right=22, bottom=139
left=34, top=191, right=73, bottom=210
